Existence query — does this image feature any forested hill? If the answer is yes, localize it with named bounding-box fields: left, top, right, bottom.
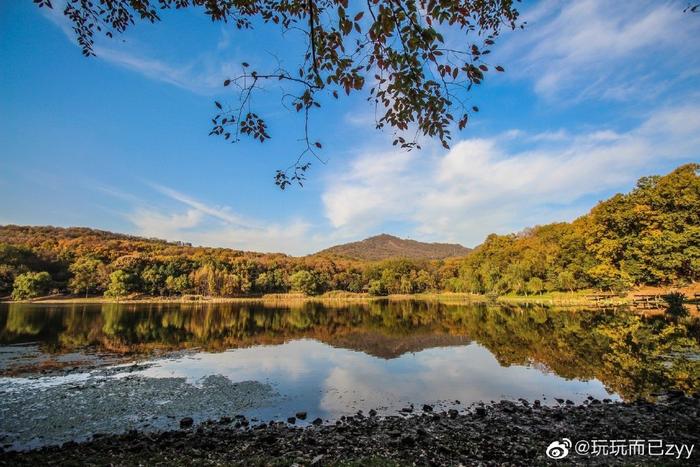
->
left=0, top=163, right=698, bottom=299
left=0, top=225, right=275, bottom=260
left=315, top=234, right=471, bottom=260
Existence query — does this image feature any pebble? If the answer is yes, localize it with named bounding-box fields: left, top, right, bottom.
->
left=179, top=417, right=193, bottom=429
left=5, top=398, right=699, bottom=467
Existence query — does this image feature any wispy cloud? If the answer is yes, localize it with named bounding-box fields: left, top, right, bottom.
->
left=148, top=183, right=251, bottom=228
left=128, top=206, right=314, bottom=255
left=322, top=104, right=700, bottom=246
left=39, top=1, right=241, bottom=94
left=91, top=181, right=319, bottom=255
left=498, top=0, right=700, bottom=102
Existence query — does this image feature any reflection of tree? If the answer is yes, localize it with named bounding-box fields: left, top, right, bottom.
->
left=441, top=304, right=700, bottom=400
left=1, top=302, right=698, bottom=400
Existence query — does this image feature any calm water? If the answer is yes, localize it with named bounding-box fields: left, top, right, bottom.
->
left=0, top=301, right=698, bottom=449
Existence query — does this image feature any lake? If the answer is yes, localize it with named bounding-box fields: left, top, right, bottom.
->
left=1, top=300, right=698, bottom=450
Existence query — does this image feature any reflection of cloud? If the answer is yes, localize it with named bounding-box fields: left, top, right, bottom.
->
left=140, top=341, right=323, bottom=383
left=319, top=345, right=614, bottom=413
left=134, top=339, right=617, bottom=420
left=323, top=104, right=700, bottom=246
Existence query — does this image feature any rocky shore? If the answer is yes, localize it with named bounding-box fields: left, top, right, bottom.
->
left=1, top=395, right=698, bottom=466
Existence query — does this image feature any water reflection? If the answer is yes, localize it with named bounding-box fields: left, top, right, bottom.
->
left=1, top=301, right=699, bottom=401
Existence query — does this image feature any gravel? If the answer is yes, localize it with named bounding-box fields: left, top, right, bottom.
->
left=2, top=394, right=698, bottom=466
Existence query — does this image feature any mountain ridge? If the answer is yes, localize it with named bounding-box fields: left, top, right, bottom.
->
left=314, top=233, right=471, bottom=261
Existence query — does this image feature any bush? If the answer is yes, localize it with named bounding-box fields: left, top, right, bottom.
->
left=11, top=271, right=52, bottom=300
left=663, top=292, right=689, bottom=319
left=289, top=270, right=322, bottom=296
left=367, top=279, right=387, bottom=296
left=104, top=270, right=135, bottom=299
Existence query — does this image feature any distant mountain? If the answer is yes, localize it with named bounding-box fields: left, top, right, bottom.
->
left=315, top=234, right=471, bottom=261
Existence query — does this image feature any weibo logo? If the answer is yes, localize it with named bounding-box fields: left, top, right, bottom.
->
left=546, top=438, right=571, bottom=459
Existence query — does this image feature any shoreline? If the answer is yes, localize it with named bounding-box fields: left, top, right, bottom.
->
left=1, top=396, right=697, bottom=465
left=1, top=291, right=631, bottom=307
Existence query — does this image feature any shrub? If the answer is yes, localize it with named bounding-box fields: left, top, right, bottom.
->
left=11, top=271, right=52, bottom=300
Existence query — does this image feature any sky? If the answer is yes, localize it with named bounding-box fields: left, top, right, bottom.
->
left=1, top=0, right=699, bottom=255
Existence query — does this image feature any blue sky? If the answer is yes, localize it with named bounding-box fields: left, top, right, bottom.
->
left=1, top=0, right=699, bottom=255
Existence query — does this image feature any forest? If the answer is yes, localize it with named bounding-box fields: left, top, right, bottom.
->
left=0, top=164, right=698, bottom=300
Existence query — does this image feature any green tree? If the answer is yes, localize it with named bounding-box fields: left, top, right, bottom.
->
left=69, top=257, right=108, bottom=298
left=556, top=270, right=577, bottom=292
left=141, top=266, right=168, bottom=296
left=526, top=277, right=544, bottom=296
left=0, top=243, right=45, bottom=294
left=165, top=275, right=191, bottom=295
left=367, top=279, right=387, bottom=296
left=12, top=271, right=52, bottom=300
left=289, top=270, right=321, bottom=296
left=104, top=270, right=134, bottom=299
left=415, top=270, right=435, bottom=292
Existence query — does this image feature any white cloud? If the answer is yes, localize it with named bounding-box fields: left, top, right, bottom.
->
left=148, top=184, right=249, bottom=227
left=499, top=0, right=700, bottom=101
left=129, top=208, right=203, bottom=233
left=95, top=182, right=318, bottom=255
left=322, top=104, right=700, bottom=247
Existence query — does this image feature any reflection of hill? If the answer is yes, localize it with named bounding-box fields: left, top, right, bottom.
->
left=0, top=302, right=472, bottom=359
left=325, top=331, right=470, bottom=359
left=0, top=301, right=699, bottom=400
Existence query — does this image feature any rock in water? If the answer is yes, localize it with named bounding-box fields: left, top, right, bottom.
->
left=180, top=417, right=194, bottom=429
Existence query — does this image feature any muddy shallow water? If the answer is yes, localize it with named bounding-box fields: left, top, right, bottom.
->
left=1, top=301, right=698, bottom=450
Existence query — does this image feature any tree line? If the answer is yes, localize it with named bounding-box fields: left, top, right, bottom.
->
left=0, top=164, right=698, bottom=300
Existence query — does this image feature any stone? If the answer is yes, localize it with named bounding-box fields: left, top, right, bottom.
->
left=179, top=417, right=193, bottom=429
